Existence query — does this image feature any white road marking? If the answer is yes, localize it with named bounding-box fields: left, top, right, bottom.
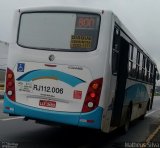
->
left=146, top=109, right=160, bottom=117
left=144, top=125, right=160, bottom=144
left=1, top=117, right=24, bottom=121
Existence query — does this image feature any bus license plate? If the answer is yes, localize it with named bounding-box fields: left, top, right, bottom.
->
left=39, top=100, right=56, bottom=108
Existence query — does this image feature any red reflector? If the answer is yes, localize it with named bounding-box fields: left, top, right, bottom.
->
left=45, top=64, right=57, bottom=67
left=5, top=106, right=10, bottom=110
left=87, top=120, right=94, bottom=123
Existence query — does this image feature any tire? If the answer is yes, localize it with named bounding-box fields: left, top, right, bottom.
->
left=139, top=113, right=145, bottom=120
left=122, top=106, right=132, bottom=134
left=140, top=101, right=148, bottom=120
left=147, top=99, right=150, bottom=110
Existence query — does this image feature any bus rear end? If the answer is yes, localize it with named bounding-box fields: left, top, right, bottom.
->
left=4, top=8, right=106, bottom=130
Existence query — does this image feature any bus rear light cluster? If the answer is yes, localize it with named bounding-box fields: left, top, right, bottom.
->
left=82, top=78, right=103, bottom=113
left=6, top=68, right=16, bottom=101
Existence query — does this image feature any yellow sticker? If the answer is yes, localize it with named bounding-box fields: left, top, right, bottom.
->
left=70, top=35, right=92, bottom=49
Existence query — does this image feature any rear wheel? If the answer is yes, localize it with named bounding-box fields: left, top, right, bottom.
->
left=147, top=99, right=150, bottom=110
left=122, top=106, right=132, bottom=134
left=139, top=112, right=146, bottom=120
left=140, top=100, right=149, bottom=120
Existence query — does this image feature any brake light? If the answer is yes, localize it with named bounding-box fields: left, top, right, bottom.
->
left=6, top=68, right=15, bottom=101
left=82, top=78, right=103, bottom=113
left=90, top=92, right=96, bottom=98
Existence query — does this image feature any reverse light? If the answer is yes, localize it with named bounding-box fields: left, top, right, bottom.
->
left=7, top=90, right=13, bottom=96
left=6, top=68, right=15, bottom=101
left=88, top=102, right=94, bottom=108
left=82, top=78, right=103, bottom=113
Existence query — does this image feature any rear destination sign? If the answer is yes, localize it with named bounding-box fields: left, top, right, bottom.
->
left=70, top=35, right=92, bottom=49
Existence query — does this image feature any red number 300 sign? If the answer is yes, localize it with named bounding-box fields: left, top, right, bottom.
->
left=77, top=17, right=95, bottom=28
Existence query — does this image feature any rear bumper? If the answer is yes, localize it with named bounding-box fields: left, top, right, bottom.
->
left=3, top=94, right=103, bottom=129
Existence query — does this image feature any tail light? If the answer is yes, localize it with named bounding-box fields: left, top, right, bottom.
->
left=6, top=68, right=15, bottom=101
left=82, top=78, right=103, bottom=113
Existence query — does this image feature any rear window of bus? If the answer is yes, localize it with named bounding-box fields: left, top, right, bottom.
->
left=17, top=12, right=100, bottom=52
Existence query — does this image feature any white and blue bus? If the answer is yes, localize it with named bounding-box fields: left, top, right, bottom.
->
left=3, top=6, right=159, bottom=133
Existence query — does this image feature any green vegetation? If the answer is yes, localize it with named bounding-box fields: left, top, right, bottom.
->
left=154, top=93, right=160, bottom=96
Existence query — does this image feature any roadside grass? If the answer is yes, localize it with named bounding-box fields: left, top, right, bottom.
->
left=154, top=93, right=160, bottom=96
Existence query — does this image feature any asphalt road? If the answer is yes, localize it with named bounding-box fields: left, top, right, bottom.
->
left=0, top=97, right=160, bottom=148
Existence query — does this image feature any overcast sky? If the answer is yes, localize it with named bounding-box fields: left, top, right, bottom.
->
left=0, top=0, right=160, bottom=76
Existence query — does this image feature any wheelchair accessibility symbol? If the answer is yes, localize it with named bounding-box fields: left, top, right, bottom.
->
left=17, top=63, right=25, bottom=72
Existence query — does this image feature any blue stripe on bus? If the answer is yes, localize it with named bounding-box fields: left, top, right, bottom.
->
left=3, top=94, right=103, bottom=129
left=16, top=69, right=85, bottom=87
left=124, top=83, right=149, bottom=104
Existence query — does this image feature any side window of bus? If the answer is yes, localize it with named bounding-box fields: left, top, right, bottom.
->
left=128, top=44, right=133, bottom=77
left=112, top=27, right=120, bottom=74
left=127, top=44, right=155, bottom=83
left=139, top=52, right=143, bottom=79
left=146, top=59, right=151, bottom=82
left=142, top=56, right=146, bottom=81
left=136, top=51, right=140, bottom=79
left=132, top=47, right=137, bottom=78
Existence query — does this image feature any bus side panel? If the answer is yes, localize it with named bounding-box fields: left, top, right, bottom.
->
left=98, top=12, right=115, bottom=133
left=121, top=80, right=150, bottom=125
